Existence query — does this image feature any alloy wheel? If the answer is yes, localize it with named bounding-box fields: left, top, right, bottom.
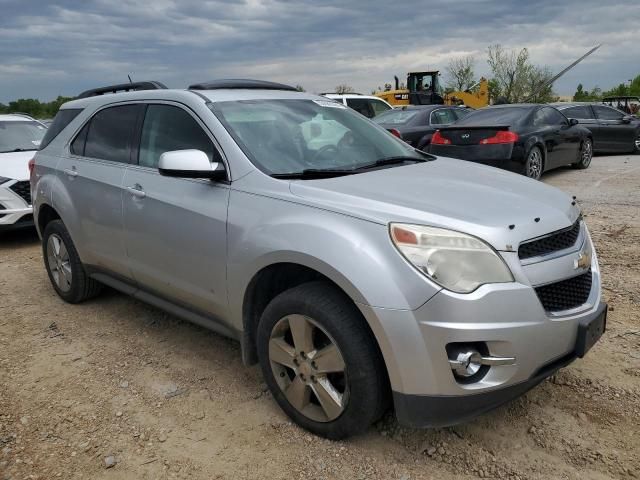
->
left=635, top=135, right=640, bottom=152
left=526, top=148, right=543, bottom=180
left=46, top=234, right=72, bottom=292
left=581, top=140, right=593, bottom=166
left=268, top=314, right=348, bottom=422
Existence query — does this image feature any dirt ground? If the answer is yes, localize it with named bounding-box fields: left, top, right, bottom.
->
left=1, top=155, right=639, bottom=480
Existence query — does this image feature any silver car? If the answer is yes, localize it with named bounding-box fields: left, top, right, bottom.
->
left=32, top=79, right=607, bottom=439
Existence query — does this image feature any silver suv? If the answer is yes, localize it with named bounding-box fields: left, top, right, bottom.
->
left=32, top=79, right=607, bottom=439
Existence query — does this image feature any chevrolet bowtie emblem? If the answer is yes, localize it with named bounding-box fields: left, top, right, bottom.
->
left=574, top=251, right=591, bottom=270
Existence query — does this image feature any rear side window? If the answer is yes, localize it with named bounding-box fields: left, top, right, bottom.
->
left=39, top=108, right=82, bottom=150
left=453, top=108, right=472, bottom=120
left=593, top=105, right=624, bottom=120
left=455, top=107, right=530, bottom=126
left=138, top=105, right=218, bottom=168
left=533, top=107, right=567, bottom=126
left=369, top=99, right=391, bottom=117
left=84, top=105, right=140, bottom=163
left=70, top=123, right=89, bottom=156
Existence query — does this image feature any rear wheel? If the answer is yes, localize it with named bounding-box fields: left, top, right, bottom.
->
left=524, top=146, right=544, bottom=180
left=256, top=281, right=388, bottom=439
left=42, top=220, right=102, bottom=303
left=572, top=138, right=593, bottom=169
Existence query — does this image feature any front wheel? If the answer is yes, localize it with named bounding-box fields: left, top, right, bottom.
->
left=256, top=281, right=388, bottom=439
left=572, top=138, right=593, bottom=169
left=524, top=146, right=544, bottom=180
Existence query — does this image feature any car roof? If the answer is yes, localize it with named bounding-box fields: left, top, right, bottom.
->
left=0, top=114, right=38, bottom=122
left=322, top=93, right=384, bottom=100
left=485, top=103, right=540, bottom=109
left=61, top=88, right=327, bottom=110
left=550, top=102, right=596, bottom=108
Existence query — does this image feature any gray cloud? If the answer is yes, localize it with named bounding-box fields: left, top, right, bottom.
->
left=0, top=0, right=638, bottom=102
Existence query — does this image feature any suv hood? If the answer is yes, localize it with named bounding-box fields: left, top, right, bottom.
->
left=0, top=151, right=34, bottom=181
left=288, top=158, right=580, bottom=251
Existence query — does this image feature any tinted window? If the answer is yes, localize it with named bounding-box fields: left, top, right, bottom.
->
left=430, top=109, right=457, bottom=125
left=39, top=109, right=82, bottom=150
left=84, top=105, right=140, bottom=163
left=533, top=107, right=567, bottom=126
left=455, top=107, right=530, bottom=126
left=70, top=123, right=89, bottom=156
left=593, top=105, right=624, bottom=120
left=345, top=98, right=373, bottom=118
left=562, top=106, right=594, bottom=119
left=139, top=105, right=218, bottom=168
left=0, top=121, right=47, bottom=153
left=372, top=109, right=420, bottom=125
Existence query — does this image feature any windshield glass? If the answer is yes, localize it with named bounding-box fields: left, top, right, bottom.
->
left=455, top=107, right=530, bottom=126
left=372, top=109, right=420, bottom=125
left=0, top=120, right=47, bottom=153
left=210, top=99, right=420, bottom=175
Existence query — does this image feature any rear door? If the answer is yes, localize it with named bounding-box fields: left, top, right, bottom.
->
left=561, top=105, right=602, bottom=149
left=121, top=102, right=230, bottom=318
left=593, top=105, right=636, bottom=151
left=58, top=103, right=142, bottom=278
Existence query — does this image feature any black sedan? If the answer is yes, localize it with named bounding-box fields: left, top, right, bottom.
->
left=428, top=104, right=593, bottom=180
left=372, top=105, right=471, bottom=149
left=552, top=102, right=640, bottom=154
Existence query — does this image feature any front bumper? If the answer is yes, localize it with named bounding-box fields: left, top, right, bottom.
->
left=392, top=302, right=607, bottom=427
left=0, top=183, right=33, bottom=230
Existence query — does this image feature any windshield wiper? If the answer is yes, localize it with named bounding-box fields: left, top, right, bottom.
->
left=0, top=148, right=38, bottom=153
left=271, top=168, right=358, bottom=180
left=349, top=155, right=429, bottom=172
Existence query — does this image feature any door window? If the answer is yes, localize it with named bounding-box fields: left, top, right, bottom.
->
left=345, top=98, right=374, bottom=118
left=533, top=107, right=567, bottom=126
left=593, top=105, right=625, bottom=120
left=562, top=106, right=594, bottom=119
left=83, top=105, right=140, bottom=163
left=430, top=109, right=457, bottom=125
left=369, top=99, right=392, bottom=117
left=138, top=105, right=218, bottom=168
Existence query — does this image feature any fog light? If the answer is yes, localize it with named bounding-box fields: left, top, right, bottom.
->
left=447, top=343, right=516, bottom=381
left=450, top=349, right=483, bottom=378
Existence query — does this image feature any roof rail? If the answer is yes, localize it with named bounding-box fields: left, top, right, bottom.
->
left=188, top=79, right=298, bottom=91
left=77, top=81, right=168, bottom=99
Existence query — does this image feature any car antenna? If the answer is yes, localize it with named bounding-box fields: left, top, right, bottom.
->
left=128, top=74, right=133, bottom=84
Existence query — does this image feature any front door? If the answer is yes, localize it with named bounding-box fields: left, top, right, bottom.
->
left=593, top=105, right=636, bottom=151
left=122, top=103, right=230, bottom=318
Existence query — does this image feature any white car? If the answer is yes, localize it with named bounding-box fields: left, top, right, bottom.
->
left=321, top=93, right=392, bottom=118
left=0, top=114, right=48, bottom=231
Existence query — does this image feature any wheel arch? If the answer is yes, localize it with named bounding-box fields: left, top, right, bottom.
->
left=36, top=203, right=61, bottom=237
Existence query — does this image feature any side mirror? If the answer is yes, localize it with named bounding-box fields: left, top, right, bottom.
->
left=622, top=115, right=633, bottom=124
left=158, top=149, right=225, bottom=180
left=568, top=118, right=579, bottom=126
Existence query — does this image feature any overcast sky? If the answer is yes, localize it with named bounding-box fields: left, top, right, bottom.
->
left=1, top=0, right=638, bottom=103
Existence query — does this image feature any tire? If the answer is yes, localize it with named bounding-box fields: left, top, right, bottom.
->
left=634, top=134, right=640, bottom=154
left=42, top=220, right=102, bottom=303
left=572, top=138, right=593, bottom=169
left=524, top=146, right=544, bottom=180
left=256, top=281, right=389, bottom=439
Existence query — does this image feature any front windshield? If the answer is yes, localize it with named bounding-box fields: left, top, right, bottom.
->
left=0, top=121, right=47, bottom=153
left=210, top=99, right=421, bottom=175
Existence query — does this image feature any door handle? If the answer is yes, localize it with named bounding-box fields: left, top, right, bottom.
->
left=126, top=185, right=146, bottom=198
left=63, top=168, right=78, bottom=177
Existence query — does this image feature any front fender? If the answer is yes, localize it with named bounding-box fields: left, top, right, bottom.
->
left=226, top=190, right=441, bottom=329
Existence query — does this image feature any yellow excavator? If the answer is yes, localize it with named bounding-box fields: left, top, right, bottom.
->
left=375, top=71, right=489, bottom=109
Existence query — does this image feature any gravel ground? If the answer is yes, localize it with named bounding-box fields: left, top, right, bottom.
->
left=1, top=154, right=639, bottom=480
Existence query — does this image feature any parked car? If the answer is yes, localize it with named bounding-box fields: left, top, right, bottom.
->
left=321, top=93, right=392, bottom=118
left=372, top=105, right=471, bottom=149
left=602, top=96, right=640, bottom=116
left=552, top=103, right=640, bottom=154
left=32, top=80, right=606, bottom=439
left=0, top=113, right=48, bottom=231
left=428, top=104, right=593, bottom=180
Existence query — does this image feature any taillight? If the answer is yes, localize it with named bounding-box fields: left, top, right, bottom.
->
left=480, top=131, right=519, bottom=144
left=389, top=128, right=402, bottom=139
left=431, top=131, right=451, bottom=145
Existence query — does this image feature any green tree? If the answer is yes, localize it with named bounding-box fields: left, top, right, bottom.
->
left=446, top=55, right=476, bottom=92
left=335, top=84, right=355, bottom=94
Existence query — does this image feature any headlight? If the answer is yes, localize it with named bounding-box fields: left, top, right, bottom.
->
left=0, top=177, right=12, bottom=185
left=390, top=223, right=513, bottom=293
